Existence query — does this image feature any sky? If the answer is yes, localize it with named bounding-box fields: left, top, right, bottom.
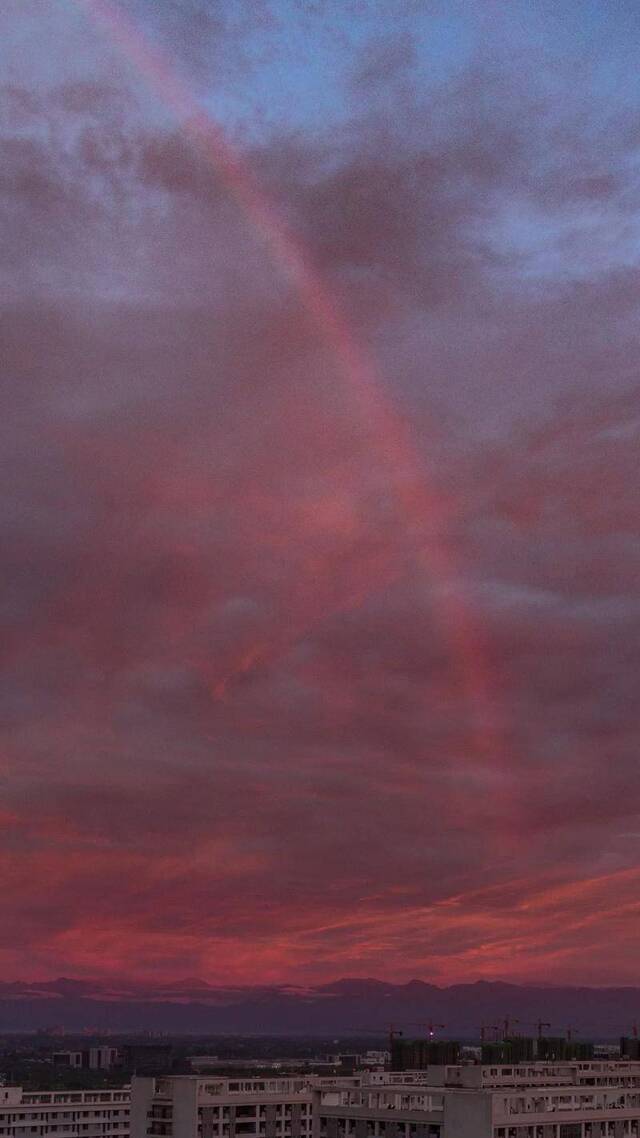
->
left=1, top=0, right=640, bottom=989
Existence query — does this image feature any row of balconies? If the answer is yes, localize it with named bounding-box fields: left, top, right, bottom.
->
left=199, top=1126, right=312, bottom=1135
left=28, top=1116, right=127, bottom=1120
left=201, top=1126, right=308, bottom=1133
left=22, top=1102, right=127, bottom=1109
left=320, top=1126, right=439, bottom=1138
left=2, top=1116, right=128, bottom=1123
left=0, top=1125, right=129, bottom=1136
left=497, top=1128, right=638, bottom=1137
left=501, top=1101, right=639, bottom=1117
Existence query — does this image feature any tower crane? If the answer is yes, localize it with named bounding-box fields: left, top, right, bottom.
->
left=346, top=1022, right=403, bottom=1053
left=500, top=1016, right=520, bottom=1038
left=406, top=1020, right=446, bottom=1037
left=348, top=1019, right=445, bottom=1054
left=519, top=1019, right=552, bottom=1039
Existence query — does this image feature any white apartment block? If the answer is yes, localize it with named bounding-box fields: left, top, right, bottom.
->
left=131, top=1077, right=316, bottom=1138
left=421, top=1064, right=640, bottom=1090
left=314, top=1062, right=640, bottom=1138
left=0, top=1087, right=130, bottom=1138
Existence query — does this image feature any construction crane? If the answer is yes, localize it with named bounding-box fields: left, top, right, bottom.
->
left=534, top=1020, right=551, bottom=1039
left=406, top=1020, right=446, bottom=1037
left=348, top=1019, right=445, bottom=1053
left=500, top=1016, right=520, bottom=1038
left=520, top=1019, right=552, bottom=1039
left=348, top=1022, right=404, bottom=1053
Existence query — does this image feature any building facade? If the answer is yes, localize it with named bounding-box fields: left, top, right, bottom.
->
left=0, top=1086, right=130, bottom=1138
left=4, top=1057, right=640, bottom=1138
left=52, top=1049, right=120, bottom=1072
left=131, top=1077, right=316, bottom=1138
left=313, top=1062, right=640, bottom=1138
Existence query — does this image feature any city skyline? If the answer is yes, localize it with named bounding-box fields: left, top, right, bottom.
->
left=1, top=1, right=639, bottom=986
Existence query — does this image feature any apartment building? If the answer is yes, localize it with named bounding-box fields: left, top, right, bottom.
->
left=441, top=1062, right=640, bottom=1090
left=52, top=1050, right=120, bottom=1072
left=313, top=1062, right=640, bottom=1138
left=317, top=1082, right=640, bottom=1137
left=0, top=1086, right=130, bottom=1138
left=131, top=1077, right=316, bottom=1138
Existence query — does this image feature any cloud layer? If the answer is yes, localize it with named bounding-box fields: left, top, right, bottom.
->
left=1, top=0, right=640, bottom=985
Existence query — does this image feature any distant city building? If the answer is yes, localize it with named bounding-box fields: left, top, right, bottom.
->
left=593, top=1044, right=621, bottom=1059
left=391, top=1041, right=460, bottom=1071
left=481, top=1038, right=537, bottom=1064
left=121, top=1046, right=173, bottom=1074
left=536, top=1038, right=594, bottom=1063
left=322, top=1056, right=388, bottom=1072
left=52, top=1051, right=85, bottom=1070
left=53, top=1048, right=120, bottom=1071
left=480, top=1037, right=594, bottom=1065
left=187, top=1061, right=352, bottom=1076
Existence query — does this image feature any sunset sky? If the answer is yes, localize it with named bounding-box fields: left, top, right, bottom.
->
left=2, top=0, right=640, bottom=987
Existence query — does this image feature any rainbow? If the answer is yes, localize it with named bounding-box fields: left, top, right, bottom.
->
left=74, top=0, right=514, bottom=818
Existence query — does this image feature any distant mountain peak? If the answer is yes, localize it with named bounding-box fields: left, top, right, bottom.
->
left=318, top=977, right=392, bottom=992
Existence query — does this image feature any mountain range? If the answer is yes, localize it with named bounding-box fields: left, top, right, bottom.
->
left=1, top=978, right=639, bottom=1036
